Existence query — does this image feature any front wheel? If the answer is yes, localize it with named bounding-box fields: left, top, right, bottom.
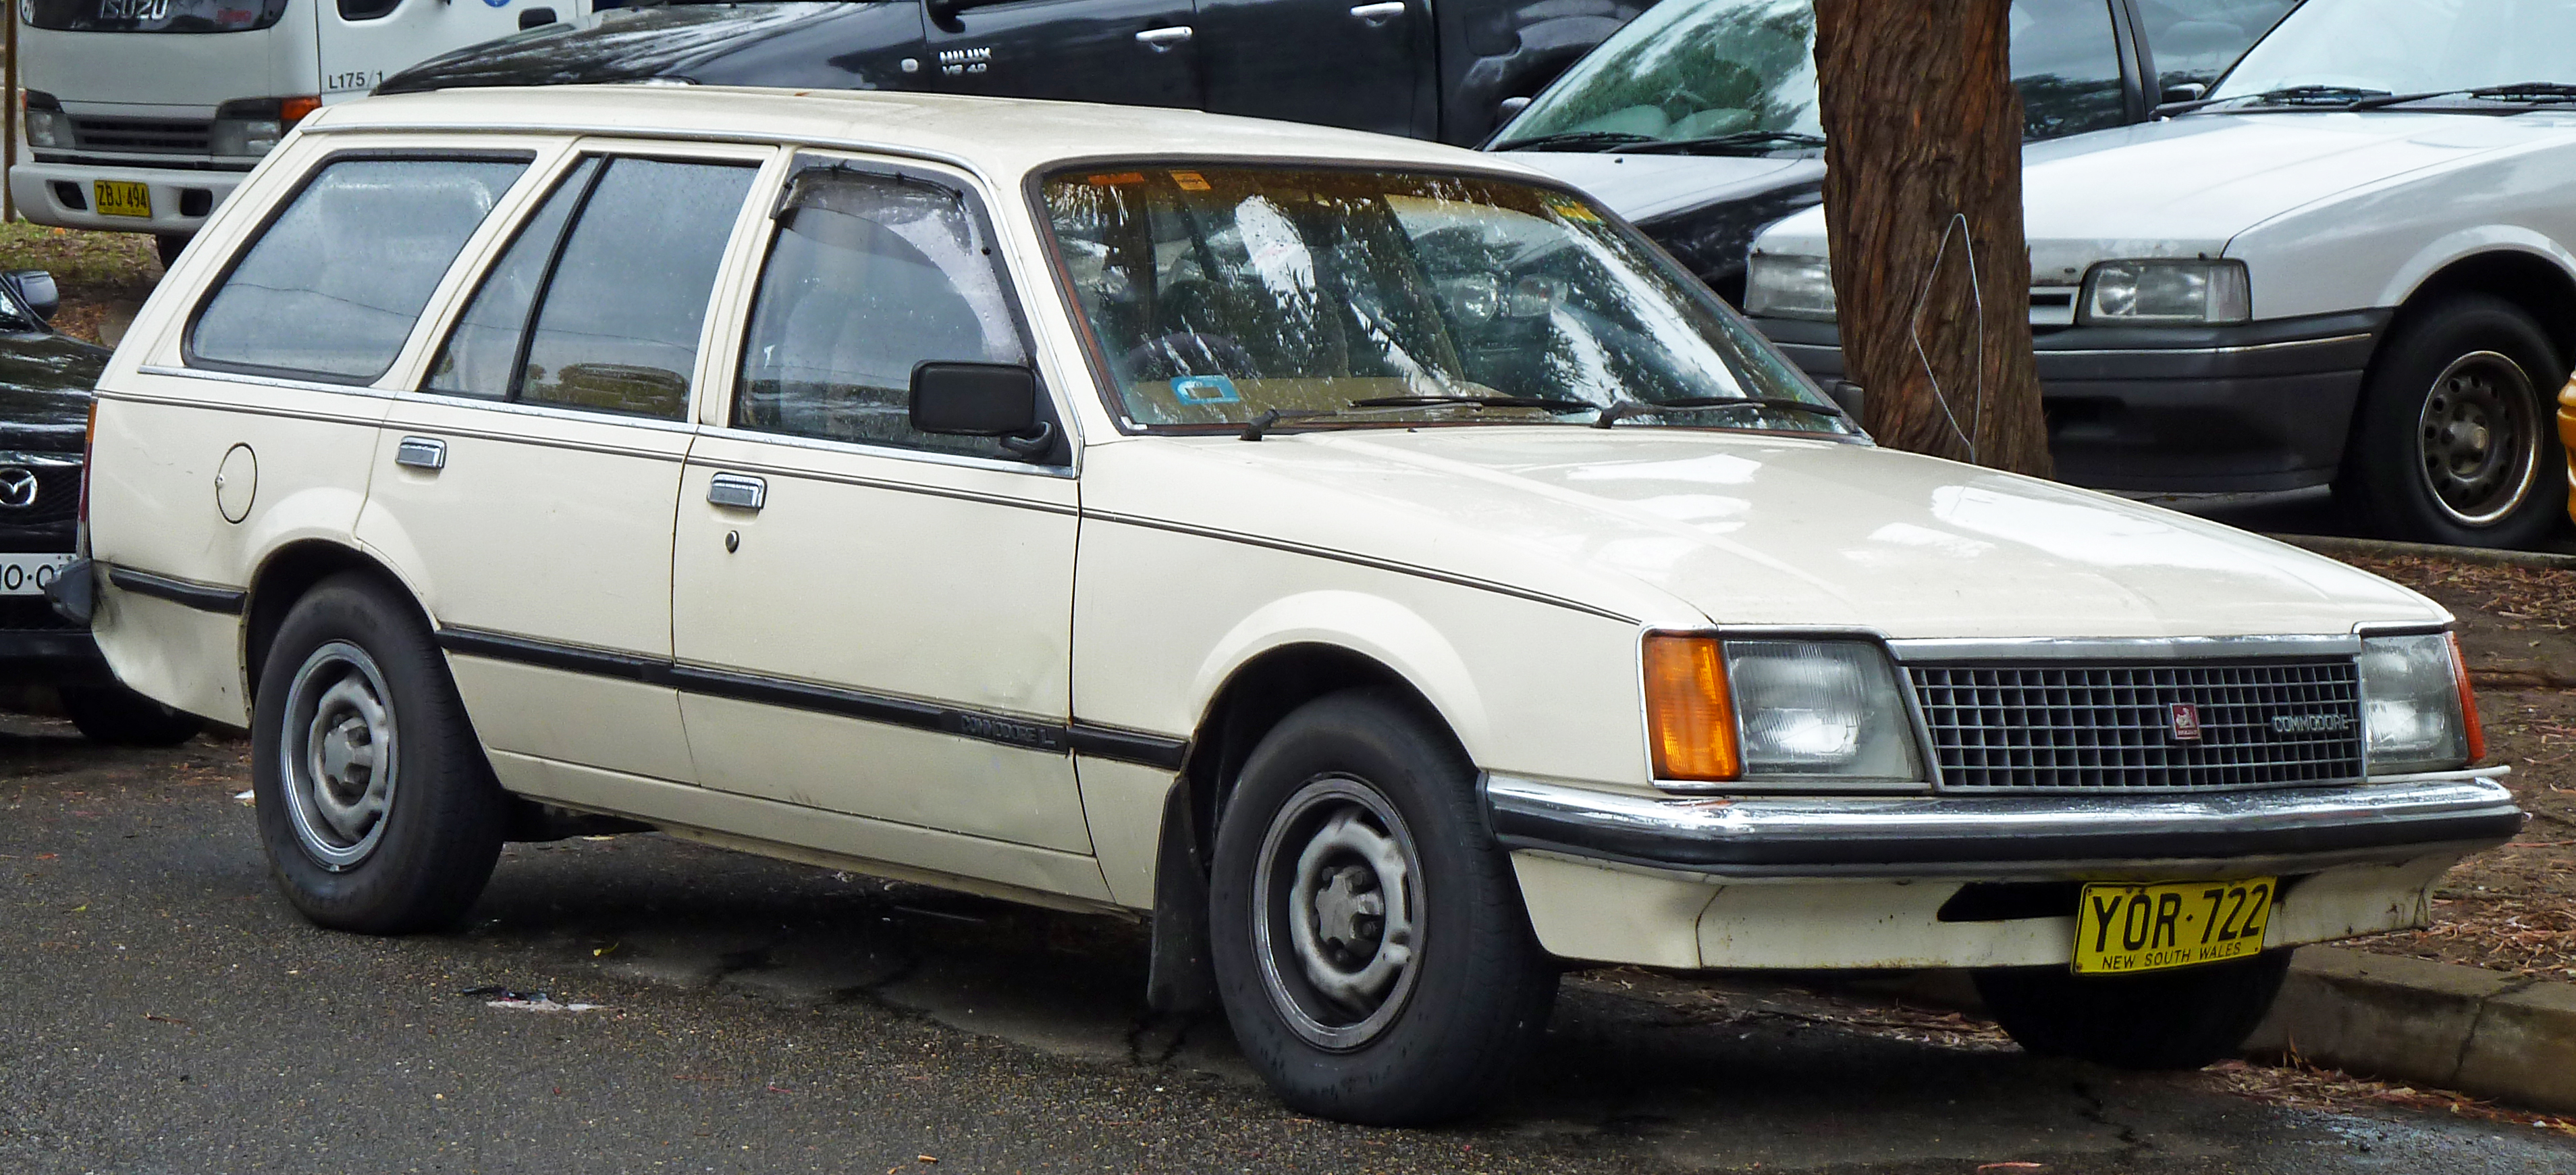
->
left=1208, top=689, right=1555, bottom=1126
left=252, top=572, right=506, bottom=934
left=2342, top=295, right=2565, bottom=548
left=1975, top=949, right=2292, bottom=1070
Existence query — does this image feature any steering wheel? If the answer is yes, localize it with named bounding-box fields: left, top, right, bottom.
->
left=1123, top=332, right=1258, bottom=381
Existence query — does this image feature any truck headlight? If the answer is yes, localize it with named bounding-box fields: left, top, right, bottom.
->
left=2077, top=259, right=2250, bottom=325
left=23, top=90, right=68, bottom=150
left=1744, top=254, right=1839, bottom=321
left=211, top=96, right=320, bottom=158
left=1642, top=635, right=1920, bottom=785
left=2359, top=632, right=2483, bottom=773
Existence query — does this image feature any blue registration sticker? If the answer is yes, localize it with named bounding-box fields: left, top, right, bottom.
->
left=1172, top=375, right=1240, bottom=404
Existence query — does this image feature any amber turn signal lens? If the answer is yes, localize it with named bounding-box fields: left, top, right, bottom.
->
left=1642, top=633, right=1739, bottom=781
left=2448, top=631, right=2485, bottom=764
left=281, top=95, right=323, bottom=125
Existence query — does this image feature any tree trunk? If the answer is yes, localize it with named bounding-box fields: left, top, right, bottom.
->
left=1810, top=0, right=2052, bottom=477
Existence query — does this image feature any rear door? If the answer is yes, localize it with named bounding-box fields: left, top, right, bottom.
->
left=922, top=0, right=1198, bottom=107
left=319, top=0, right=586, bottom=103
left=1198, top=0, right=1428, bottom=135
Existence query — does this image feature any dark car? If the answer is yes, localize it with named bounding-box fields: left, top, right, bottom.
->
left=0, top=271, right=202, bottom=745
left=1486, top=0, right=2297, bottom=305
left=377, top=0, right=1653, bottom=147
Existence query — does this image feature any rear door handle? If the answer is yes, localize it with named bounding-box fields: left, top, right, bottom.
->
left=1135, top=24, right=1192, bottom=48
left=1348, top=1, right=1405, bottom=24
left=394, top=436, right=447, bottom=471
left=707, top=472, right=767, bottom=512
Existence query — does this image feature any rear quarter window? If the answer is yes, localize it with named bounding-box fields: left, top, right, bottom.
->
left=188, top=155, right=532, bottom=384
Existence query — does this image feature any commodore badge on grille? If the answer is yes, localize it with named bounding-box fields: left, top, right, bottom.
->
left=2168, top=702, right=2203, bottom=742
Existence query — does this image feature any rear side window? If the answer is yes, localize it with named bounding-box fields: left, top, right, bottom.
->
left=190, top=156, right=529, bottom=382
left=425, top=156, right=759, bottom=420
left=734, top=167, right=1031, bottom=459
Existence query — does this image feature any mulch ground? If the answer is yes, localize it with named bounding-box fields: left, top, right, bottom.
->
left=1, top=220, right=160, bottom=344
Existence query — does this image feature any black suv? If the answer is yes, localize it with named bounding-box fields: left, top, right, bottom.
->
left=0, top=271, right=201, bottom=745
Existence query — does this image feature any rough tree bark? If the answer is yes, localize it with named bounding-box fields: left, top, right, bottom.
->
left=1810, top=0, right=2053, bottom=477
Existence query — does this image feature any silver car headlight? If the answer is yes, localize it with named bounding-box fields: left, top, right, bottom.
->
left=1744, top=254, right=1839, bottom=321
left=2076, top=259, right=2250, bottom=325
left=2359, top=632, right=2482, bottom=774
left=22, top=92, right=68, bottom=150
left=1642, top=635, right=1919, bottom=785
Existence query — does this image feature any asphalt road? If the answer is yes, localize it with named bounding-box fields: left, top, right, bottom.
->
left=6, top=719, right=2575, bottom=1175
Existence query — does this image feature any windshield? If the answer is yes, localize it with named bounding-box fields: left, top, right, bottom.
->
left=2210, top=0, right=2576, bottom=102
left=1040, top=165, right=1850, bottom=436
left=1488, top=0, right=2132, bottom=151
left=20, top=0, right=290, bottom=32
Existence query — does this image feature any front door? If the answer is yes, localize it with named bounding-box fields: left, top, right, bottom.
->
left=672, top=155, right=1090, bottom=858
left=922, top=0, right=1199, bottom=107
left=360, top=145, right=768, bottom=785
left=1197, top=0, right=1426, bottom=135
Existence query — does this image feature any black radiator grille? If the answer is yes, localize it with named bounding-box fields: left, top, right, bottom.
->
left=1908, top=660, right=2365, bottom=791
left=70, top=116, right=212, bottom=155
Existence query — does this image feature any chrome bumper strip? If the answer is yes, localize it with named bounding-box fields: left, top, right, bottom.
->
left=1482, top=775, right=2525, bottom=879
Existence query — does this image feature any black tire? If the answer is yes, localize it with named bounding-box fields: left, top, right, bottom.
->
left=1208, top=688, right=1555, bottom=1126
left=60, top=683, right=204, bottom=747
left=153, top=233, right=190, bottom=269
left=250, top=571, right=505, bottom=934
left=1975, top=949, right=2292, bottom=1070
left=2341, top=294, right=2566, bottom=548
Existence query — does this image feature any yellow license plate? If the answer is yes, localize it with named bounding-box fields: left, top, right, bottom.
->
left=2073, top=877, right=2275, bottom=975
left=93, top=180, right=153, bottom=219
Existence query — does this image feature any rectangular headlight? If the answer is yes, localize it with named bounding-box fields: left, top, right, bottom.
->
left=1744, top=254, right=1839, bottom=321
left=1642, top=635, right=1919, bottom=785
left=2359, top=632, right=2483, bottom=773
left=2077, top=259, right=2250, bottom=325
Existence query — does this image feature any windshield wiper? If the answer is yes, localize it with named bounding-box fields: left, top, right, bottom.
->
left=2349, top=81, right=2576, bottom=110
left=1488, top=130, right=1658, bottom=153
left=1591, top=396, right=1848, bottom=428
left=1342, top=394, right=1601, bottom=412
left=2160, top=84, right=2392, bottom=115
left=1619, top=130, right=1828, bottom=155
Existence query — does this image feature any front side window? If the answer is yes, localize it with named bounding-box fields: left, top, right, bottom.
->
left=1491, top=0, right=2126, bottom=151
left=734, top=166, right=1032, bottom=459
left=425, top=155, right=759, bottom=419
left=192, top=156, right=529, bottom=382
left=1042, top=165, right=1848, bottom=436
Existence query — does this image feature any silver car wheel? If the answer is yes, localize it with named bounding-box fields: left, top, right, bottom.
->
left=1251, top=775, right=1424, bottom=1051
left=2415, top=350, right=2541, bottom=527
left=279, top=639, right=399, bottom=871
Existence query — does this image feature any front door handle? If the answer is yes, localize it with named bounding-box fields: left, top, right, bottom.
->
left=1348, top=1, right=1405, bottom=24
left=1135, top=24, right=1192, bottom=49
left=394, top=436, right=447, bottom=471
left=707, top=472, right=767, bottom=512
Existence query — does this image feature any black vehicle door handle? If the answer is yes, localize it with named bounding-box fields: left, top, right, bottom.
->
left=1135, top=25, right=1192, bottom=49
left=1348, top=2, right=1404, bottom=25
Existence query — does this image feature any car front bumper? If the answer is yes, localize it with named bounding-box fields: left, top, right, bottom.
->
left=8, top=161, right=248, bottom=235
left=1487, top=773, right=2523, bottom=970
left=1751, top=311, right=2390, bottom=494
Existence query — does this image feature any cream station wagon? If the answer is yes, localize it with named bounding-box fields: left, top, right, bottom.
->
left=65, top=86, right=2525, bottom=1125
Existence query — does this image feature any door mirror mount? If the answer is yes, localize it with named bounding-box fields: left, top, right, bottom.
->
left=911, top=361, right=1046, bottom=442
left=1, top=271, right=59, bottom=327
left=1497, top=95, right=1532, bottom=124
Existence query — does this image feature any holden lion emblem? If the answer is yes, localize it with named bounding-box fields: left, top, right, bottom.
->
left=2168, top=702, right=2203, bottom=741
left=0, top=467, right=38, bottom=510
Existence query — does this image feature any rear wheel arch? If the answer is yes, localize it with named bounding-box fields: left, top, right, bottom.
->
left=243, top=541, right=431, bottom=706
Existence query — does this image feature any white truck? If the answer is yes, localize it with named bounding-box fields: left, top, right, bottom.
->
left=11, top=0, right=587, bottom=262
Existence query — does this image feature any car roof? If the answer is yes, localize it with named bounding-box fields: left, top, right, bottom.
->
left=305, top=85, right=1551, bottom=186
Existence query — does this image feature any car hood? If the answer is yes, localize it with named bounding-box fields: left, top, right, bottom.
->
left=1754, top=112, right=2560, bottom=273
left=0, top=332, right=105, bottom=454
left=1088, top=428, right=2440, bottom=638
left=1493, top=151, right=1821, bottom=224
left=377, top=3, right=862, bottom=94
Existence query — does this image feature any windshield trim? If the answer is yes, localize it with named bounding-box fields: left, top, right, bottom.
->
left=1022, top=153, right=1866, bottom=443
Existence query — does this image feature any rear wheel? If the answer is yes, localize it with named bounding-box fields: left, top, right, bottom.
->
left=153, top=234, right=190, bottom=269
left=60, top=683, right=203, bottom=747
left=1975, top=949, right=2292, bottom=1070
left=1208, top=689, right=1555, bottom=1126
left=252, top=572, right=505, bottom=934
left=2342, top=295, right=2565, bottom=548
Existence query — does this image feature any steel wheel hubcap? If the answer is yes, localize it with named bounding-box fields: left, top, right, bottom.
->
left=1251, top=775, right=1424, bottom=1051
left=2416, top=350, right=2540, bottom=527
left=280, top=640, right=398, bottom=870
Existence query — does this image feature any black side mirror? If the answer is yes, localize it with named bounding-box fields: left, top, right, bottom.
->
left=912, top=360, right=1041, bottom=434
left=1497, top=95, right=1532, bottom=123
left=2, top=271, right=59, bottom=325
left=518, top=6, right=558, bottom=29
left=2159, top=82, right=2208, bottom=105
